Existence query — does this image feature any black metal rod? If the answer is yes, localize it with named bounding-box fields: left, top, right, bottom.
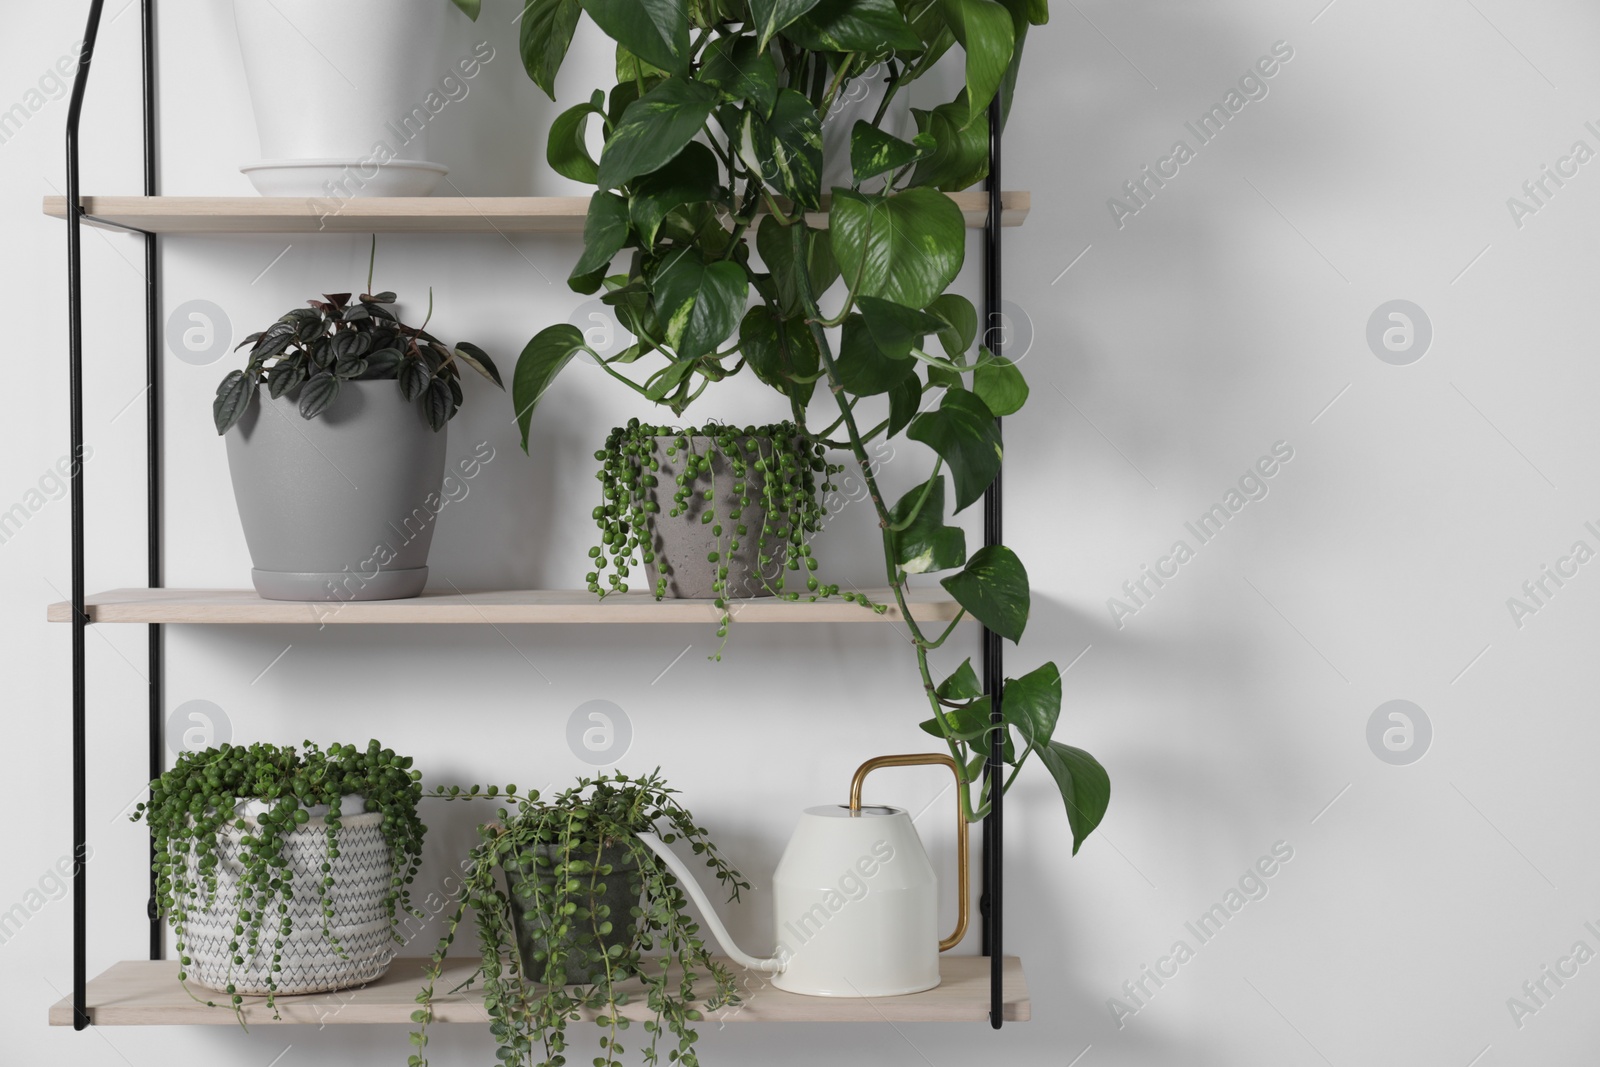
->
left=142, top=0, right=164, bottom=964
left=66, top=0, right=109, bottom=1033
left=981, top=93, right=1005, bottom=1030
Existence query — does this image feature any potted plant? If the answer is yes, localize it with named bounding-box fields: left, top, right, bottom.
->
left=587, top=418, right=843, bottom=650
left=213, top=255, right=501, bottom=602
left=495, top=0, right=1111, bottom=850
left=132, top=740, right=426, bottom=1020
left=412, top=772, right=746, bottom=1067
left=233, top=0, right=475, bottom=195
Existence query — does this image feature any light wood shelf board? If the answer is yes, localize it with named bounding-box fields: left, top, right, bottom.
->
left=46, top=587, right=962, bottom=625
left=43, top=192, right=1029, bottom=234
left=49, top=956, right=1028, bottom=1026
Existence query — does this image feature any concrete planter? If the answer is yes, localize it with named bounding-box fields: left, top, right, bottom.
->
left=639, top=435, right=784, bottom=601
left=224, top=380, right=446, bottom=601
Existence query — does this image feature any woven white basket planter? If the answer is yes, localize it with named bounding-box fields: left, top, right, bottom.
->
left=180, top=798, right=397, bottom=996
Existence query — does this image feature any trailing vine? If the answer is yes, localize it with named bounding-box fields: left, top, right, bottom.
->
left=132, top=741, right=426, bottom=1021
left=410, top=772, right=746, bottom=1067
left=590, top=419, right=845, bottom=656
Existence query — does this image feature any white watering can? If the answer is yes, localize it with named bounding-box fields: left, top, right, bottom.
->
left=637, top=754, right=969, bottom=998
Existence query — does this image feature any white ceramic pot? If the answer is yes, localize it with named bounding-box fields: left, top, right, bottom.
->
left=233, top=0, right=448, bottom=196
left=180, top=795, right=397, bottom=996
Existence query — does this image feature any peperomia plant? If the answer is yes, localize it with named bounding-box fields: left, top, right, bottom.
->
left=213, top=249, right=501, bottom=434
left=412, top=772, right=746, bottom=1067
left=476, top=0, right=1109, bottom=849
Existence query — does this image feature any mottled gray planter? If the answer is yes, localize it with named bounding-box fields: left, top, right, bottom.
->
left=640, top=435, right=780, bottom=600
left=225, top=380, right=446, bottom=601
left=505, top=841, right=643, bottom=986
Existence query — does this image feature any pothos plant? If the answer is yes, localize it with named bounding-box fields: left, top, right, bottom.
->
left=467, top=0, right=1108, bottom=847
left=132, top=741, right=426, bottom=1019
left=411, top=772, right=746, bottom=1067
left=213, top=246, right=502, bottom=435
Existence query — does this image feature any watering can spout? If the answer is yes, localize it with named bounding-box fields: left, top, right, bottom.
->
left=635, top=832, right=785, bottom=975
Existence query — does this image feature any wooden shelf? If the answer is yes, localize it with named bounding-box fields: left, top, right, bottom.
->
left=46, top=587, right=960, bottom=625
left=50, top=956, right=1028, bottom=1026
left=43, top=192, right=1029, bottom=234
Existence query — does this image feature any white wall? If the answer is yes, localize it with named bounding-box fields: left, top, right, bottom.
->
left=5, top=1, right=1600, bottom=1063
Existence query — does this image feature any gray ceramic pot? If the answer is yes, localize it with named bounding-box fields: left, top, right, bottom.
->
left=224, top=380, right=446, bottom=601
left=640, top=435, right=783, bottom=600
left=505, top=841, right=643, bottom=986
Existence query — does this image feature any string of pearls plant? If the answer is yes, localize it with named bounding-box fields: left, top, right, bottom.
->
left=132, top=741, right=425, bottom=1021
left=410, top=772, right=746, bottom=1067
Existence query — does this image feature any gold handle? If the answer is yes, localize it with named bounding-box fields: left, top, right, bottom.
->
left=849, top=753, right=969, bottom=952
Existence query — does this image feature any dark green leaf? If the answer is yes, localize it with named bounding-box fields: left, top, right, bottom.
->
left=850, top=121, right=930, bottom=183
left=512, top=324, right=589, bottom=451
left=520, top=0, right=582, bottom=100
left=450, top=0, right=480, bottom=18
left=644, top=357, right=696, bottom=401
left=547, top=91, right=605, bottom=184
left=629, top=142, right=719, bottom=247
left=940, top=543, right=1028, bottom=641
left=297, top=372, right=340, bottom=420
left=333, top=355, right=369, bottom=379
left=835, top=313, right=916, bottom=396
left=907, top=387, right=1001, bottom=510
left=739, top=88, right=823, bottom=210
left=785, top=0, right=921, bottom=51
left=937, top=658, right=983, bottom=701
left=616, top=43, right=669, bottom=84
left=886, top=371, right=922, bottom=438
left=1038, top=742, right=1110, bottom=855
left=265, top=359, right=305, bottom=400
left=700, top=36, right=779, bottom=115
left=596, top=78, right=720, bottom=191
left=364, top=348, right=404, bottom=377
left=973, top=349, right=1027, bottom=416
left=213, top=369, right=254, bottom=435
left=1001, top=661, right=1060, bottom=753
left=910, top=92, right=989, bottom=191
left=829, top=187, right=965, bottom=310
left=453, top=342, right=504, bottom=389
left=398, top=358, right=431, bottom=402
left=928, top=293, right=977, bottom=358
left=651, top=248, right=748, bottom=362
left=582, top=0, right=690, bottom=77
left=857, top=294, right=945, bottom=360
left=739, top=305, right=819, bottom=406
left=424, top=377, right=453, bottom=431
left=570, top=191, right=632, bottom=293
left=939, top=0, right=1015, bottom=121
left=888, top=475, right=966, bottom=574
left=757, top=216, right=836, bottom=317
left=749, top=0, right=825, bottom=47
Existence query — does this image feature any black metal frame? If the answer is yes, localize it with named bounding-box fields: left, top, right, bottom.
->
left=65, top=0, right=1008, bottom=1031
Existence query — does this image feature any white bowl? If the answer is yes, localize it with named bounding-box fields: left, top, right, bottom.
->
left=240, top=158, right=448, bottom=198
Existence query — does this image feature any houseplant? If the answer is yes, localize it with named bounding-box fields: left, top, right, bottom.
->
left=491, top=0, right=1110, bottom=852
left=411, top=772, right=746, bottom=1067
left=132, top=740, right=426, bottom=1021
left=233, top=0, right=471, bottom=196
left=214, top=259, right=501, bottom=601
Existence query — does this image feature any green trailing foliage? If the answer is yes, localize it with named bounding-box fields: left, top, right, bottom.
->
left=131, top=741, right=426, bottom=1022
left=492, top=0, right=1105, bottom=839
left=410, top=772, right=746, bottom=1067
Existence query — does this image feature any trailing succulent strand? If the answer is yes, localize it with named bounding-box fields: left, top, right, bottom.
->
left=132, top=741, right=425, bottom=1022
left=589, top=419, right=843, bottom=655
left=410, top=772, right=746, bottom=1067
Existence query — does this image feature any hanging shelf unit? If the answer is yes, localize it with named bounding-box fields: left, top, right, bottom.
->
left=56, top=0, right=1021, bottom=1036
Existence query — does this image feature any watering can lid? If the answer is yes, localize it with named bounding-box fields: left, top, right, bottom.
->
left=803, top=803, right=904, bottom=818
